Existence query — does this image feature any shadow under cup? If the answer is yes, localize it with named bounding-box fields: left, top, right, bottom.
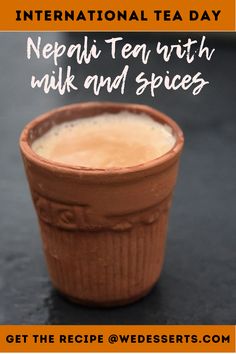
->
left=19, top=102, right=184, bottom=307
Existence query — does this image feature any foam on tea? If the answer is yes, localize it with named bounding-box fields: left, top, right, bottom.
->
left=32, top=111, right=176, bottom=168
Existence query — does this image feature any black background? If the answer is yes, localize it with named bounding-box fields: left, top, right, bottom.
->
left=0, top=32, right=235, bottom=324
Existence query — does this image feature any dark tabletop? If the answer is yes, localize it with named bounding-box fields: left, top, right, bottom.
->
left=0, top=32, right=235, bottom=324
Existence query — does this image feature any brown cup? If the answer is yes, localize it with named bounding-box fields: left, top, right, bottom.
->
left=19, top=102, right=184, bottom=307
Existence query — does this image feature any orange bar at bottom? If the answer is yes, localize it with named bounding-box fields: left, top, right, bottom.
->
left=0, top=325, right=235, bottom=352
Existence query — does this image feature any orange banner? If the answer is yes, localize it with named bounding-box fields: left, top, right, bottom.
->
left=0, top=0, right=235, bottom=31
left=0, top=325, right=235, bottom=352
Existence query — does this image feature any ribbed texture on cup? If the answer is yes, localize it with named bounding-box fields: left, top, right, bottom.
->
left=39, top=208, right=169, bottom=306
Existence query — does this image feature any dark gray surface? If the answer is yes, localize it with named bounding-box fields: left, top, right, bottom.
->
left=0, top=32, right=235, bottom=324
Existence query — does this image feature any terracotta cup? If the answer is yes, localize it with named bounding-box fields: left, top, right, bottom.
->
left=19, top=102, right=184, bottom=307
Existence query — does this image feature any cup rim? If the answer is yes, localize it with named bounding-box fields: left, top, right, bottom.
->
left=19, top=101, right=184, bottom=177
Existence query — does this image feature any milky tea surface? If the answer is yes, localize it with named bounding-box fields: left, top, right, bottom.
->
left=32, top=111, right=176, bottom=168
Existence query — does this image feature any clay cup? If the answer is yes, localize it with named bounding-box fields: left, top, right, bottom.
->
left=19, top=102, right=184, bottom=307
